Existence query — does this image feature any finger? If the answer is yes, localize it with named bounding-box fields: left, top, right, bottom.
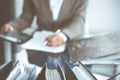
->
left=45, top=37, right=53, bottom=43
left=47, top=38, right=63, bottom=46
left=4, top=26, right=11, bottom=32
left=1, top=25, right=12, bottom=34
left=45, top=35, right=64, bottom=46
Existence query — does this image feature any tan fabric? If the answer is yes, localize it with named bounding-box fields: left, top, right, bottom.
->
left=8, top=0, right=88, bottom=62
left=9, top=0, right=88, bottom=40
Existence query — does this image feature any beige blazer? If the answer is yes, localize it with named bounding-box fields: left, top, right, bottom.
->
left=9, top=0, right=88, bottom=40
left=9, top=0, right=88, bottom=62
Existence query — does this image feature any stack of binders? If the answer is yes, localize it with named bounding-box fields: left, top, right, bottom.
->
left=0, top=60, right=14, bottom=80
left=1, top=60, right=115, bottom=80
left=5, top=61, right=36, bottom=80
left=36, top=63, right=66, bottom=80
left=36, top=62, right=97, bottom=80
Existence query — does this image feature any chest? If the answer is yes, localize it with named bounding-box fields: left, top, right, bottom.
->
left=33, top=0, right=76, bottom=16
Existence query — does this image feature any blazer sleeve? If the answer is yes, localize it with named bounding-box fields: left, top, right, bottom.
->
left=62, top=0, right=88, bottom=40
left=8, top=0, right=35, bottom=31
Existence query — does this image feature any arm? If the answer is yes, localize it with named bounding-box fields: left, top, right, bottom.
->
left=45, top=0, right=88, bottom=46
left=62, top=0, right=88, bottom=40
left=8, top=0, right=35, bottom=31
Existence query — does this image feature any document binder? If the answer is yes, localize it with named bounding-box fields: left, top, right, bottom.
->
left=107, top=73, right=120, bottom=80
left=0, top=60, right=13, bottom=80
left=36, top=63, right=67, bottom=80
left=27, top=66, right=36, bottom=80
left=36, top=63, right=47, bottom=80
left=36, top=63, right=64, bottom=80
left=64, top=61, right=97, bottom=80
left=19, top=65, right=36, bottom=80
left=76, top=61, right=97, bottom=80
left=6, top=61, right=22, bottom=80
left=6, top=62, right=37, bottom=80
left=0, top=60, right=108, bottom=80
left=64, top=62, right=78, bottom=80
left=57, top=64, right=66, bottom=80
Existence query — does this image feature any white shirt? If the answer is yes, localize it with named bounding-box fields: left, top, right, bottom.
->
left=49, top=0, right=63, bottom=21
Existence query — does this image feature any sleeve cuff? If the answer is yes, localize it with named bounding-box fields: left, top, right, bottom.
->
left=58, top=32, right=68, bottom=43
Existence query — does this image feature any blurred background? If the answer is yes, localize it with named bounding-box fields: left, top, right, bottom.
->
left=0, top=0, right=120, bottom=79
left=86, top=0, right=120, bottom=34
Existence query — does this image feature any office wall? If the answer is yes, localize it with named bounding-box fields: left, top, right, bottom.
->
left=86, top=0, right=120, bottom=34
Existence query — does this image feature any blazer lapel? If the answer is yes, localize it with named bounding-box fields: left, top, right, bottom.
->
left=41, top=0, right=53, bottom=22
left=58, top=0, right=74, bottom=22
left=41, top=0, right=74, bottom=22
left=57, top=0, right=66, bottom=22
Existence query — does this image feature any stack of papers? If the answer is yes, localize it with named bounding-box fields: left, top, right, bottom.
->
left=21, top=30, right=66, bottom=53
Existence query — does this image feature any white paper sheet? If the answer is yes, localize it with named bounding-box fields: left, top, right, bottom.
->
left=20, top=30, right=66, bottom=53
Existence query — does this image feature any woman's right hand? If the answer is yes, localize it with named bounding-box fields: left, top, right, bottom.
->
left=1, top=24, right=14, bottom=34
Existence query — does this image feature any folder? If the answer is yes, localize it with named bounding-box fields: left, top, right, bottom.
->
left=36, top=63, right=47, bottom=80
left=72, top=61, right=97, bottom=80
left=107, top=73, right=120, bottom=80
left=57, top=64, right=66, bottom=80
left=64, top=61, right=97, bottom=80
left=0, top=60, right=13, bottom=80
left=20, top=65, right=36, bottom=80
left=36, top=63, right=66, bottom=80
left=6, top=61, right=22, bottom=80
left=27, top=66, right=36, bottom=80
left=6, top=62, right=37, bottom=80
left=64, top=62, right=78, bottom=80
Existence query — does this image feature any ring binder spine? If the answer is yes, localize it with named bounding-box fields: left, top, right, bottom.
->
left=57, top=64, right=66, bottom=80
left=36, top=63, right=47, bottom=80
left=64, top=62, right=78, bottom=80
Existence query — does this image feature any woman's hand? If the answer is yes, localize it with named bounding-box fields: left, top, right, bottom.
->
left=45, top=34, right=64, bottom=46
left=1, top=24, right=14, bottom=34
